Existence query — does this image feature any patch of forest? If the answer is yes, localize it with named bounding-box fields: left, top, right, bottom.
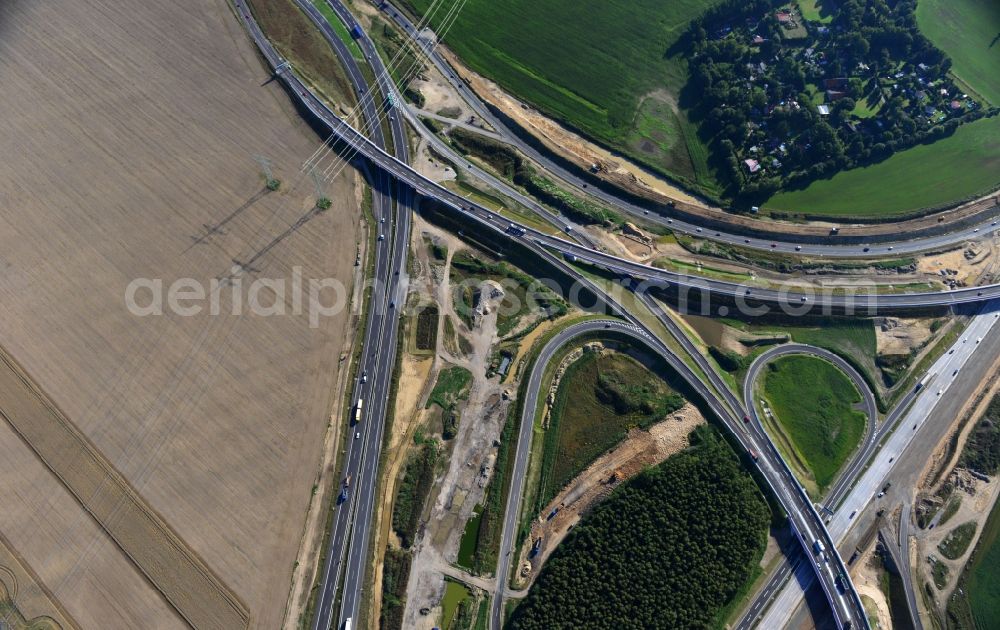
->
left=511, top=425, right=770, bottom=628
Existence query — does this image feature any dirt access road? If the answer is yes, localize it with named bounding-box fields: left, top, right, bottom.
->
left=0, top=0, right=358, bottom=627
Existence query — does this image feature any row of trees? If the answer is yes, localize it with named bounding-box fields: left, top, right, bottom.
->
left=447, top=127, right=623, bottom=226
left=510, top=426, right=770, bottom=629
left=391, top=441, right=439, bottom=548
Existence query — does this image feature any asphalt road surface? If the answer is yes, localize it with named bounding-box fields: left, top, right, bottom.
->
left=236, top=9, right=868, bottom=627
left=260, top=2, right=412, bottom=629
left=376, top=0, right=1000, bottom=258
left=230, top=6, right=1000, bottom=628
left=227, top=7, right=1000, bottom=315
left=753, top=301, right=1000, bottom=628
left=491, top=317, right=869, bottom=630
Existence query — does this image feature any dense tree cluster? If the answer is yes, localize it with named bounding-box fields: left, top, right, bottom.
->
left=686, top=0, right=995, bottom=204
left=380, top=548, right=411, bottom=630
left=447, top=128, right=623, bottom=225
left=511, top=427, right=770, bottom=629
left=391, top=441, right=438, bottom=548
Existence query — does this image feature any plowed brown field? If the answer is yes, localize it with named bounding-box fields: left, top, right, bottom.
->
left=0, top=0, right=359, bottom=627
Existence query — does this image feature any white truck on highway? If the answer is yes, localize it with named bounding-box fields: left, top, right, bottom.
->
left=916, top=372, right=936, bottom=391
left=354, top=398, right=364, bottom=424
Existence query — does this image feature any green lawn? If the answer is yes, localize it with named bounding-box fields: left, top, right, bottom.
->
left=537, top=351, right=685, bottom=509
left=797, top=0, right=833, bottom=23
left=441, top=579, right=472, bottom=630
left=762, top=355, right=867, bottom=492
left=398, top=0, right=722, bottom=192
left=427, top=365, right=473, bottom=410
left=916, top=0, right=1000, bottom=106
left=939, top=521, right=977, bottom=560
left=767, top=115, right=1000, bottom=218
left=963, top=497, right=1000, bottom=627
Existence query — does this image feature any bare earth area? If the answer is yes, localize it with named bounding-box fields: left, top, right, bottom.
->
left=436, top=47, right=1000, bottom=237
left=515, top=401, right=706, bottom=589
left=437, top=49, right=704, bottom=207
left=0, top=0, right=358, bottom=628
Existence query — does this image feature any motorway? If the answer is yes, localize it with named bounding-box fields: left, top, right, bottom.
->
left=312, top=2, right=414, bottom=628
left=743, top=344, right=880, bottom=509
left=228, top=4, right=1000, bottom=314
left=231, top=3, right=1000, bottom=628
left=738, top=345, right=880, bottom=629
left=373, top=1, right=1000, bottom=258
left=752, top=302, right=1000, bottom=628
left=248, top=1, right=413, bottom=628
left=492, top=311, right=869, bottom=629
left=745, top=344, right=881, bottom=494
left=235, top=6, right=872, bottom=628
left=735, top=322, right=988, bottom=629
left=878, top=503, right=922, bottom=630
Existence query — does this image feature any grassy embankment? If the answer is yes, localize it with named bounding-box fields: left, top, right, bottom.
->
left=939, top=522, right=978, bottom=561
left=761, top=355, right=867, bottom=496
left=248, top=0, right=356, bottom=108
left=398, top=0, right=724, bottom=195
left=427, top=365, right=473, bottom=439
left=535, top=351, right=685, bottom=510
left=717, top=315, right=881, bottom=395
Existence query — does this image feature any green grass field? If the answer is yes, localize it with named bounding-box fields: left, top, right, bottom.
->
left=441, top=579, right=472, bottom=630
left=939, top=521, right=977, bottom=560
left=796, top=0, right=833, bottom=23
left=721, top=317, right=878, bottom=392
left=537, top=351, right=684, bottom=508
left=767, top=115, right=1000, bottom=218
left=770, top=0, right=1000, bottom=218
left=427, top=365, right=473, bottom=410
left=916, top=0, right=1000, bottom=106
left=949, top=491, right=1000, bottom=628
left=399, top=0, right=722, bottom=191
left=965, top=499, right=1000, bottom=627
left=762, top=355, right=867, bottom=492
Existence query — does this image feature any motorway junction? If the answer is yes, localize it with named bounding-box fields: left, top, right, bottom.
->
left=235, top=2, right=1000, bottom=629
